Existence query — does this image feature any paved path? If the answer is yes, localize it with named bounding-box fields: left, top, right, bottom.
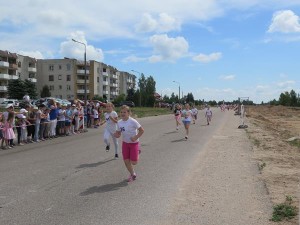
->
left=0, top=109, right=273, bottom=225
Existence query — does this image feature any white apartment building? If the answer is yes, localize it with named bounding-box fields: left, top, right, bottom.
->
left=0, top=50, right=18, bottom=99
left=37, top=58, right=136, bottom=102
left=17, top=55, right=37, bottom=83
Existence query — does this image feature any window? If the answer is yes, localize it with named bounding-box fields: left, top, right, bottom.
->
left=103, top=68, right=107, bottom=72
left=97, top=77, right=99, bottom=83
left=66, top=64, right=71, bottom=71
left=49, top=65, right=54, bottom=71
left=97, top=67, right=100, bottom=74
left=49, top=85, right=54, bottom=90
left=18, top=62, right=21, bottom=67
left=67, top=75, right=71, bottom=81
left=59, top=85, right=62, bottom=90
left=67, top=85, right=71, bottom=90
left=49, top=75, right=54, bottom=81
left=59, top=65, right=62, bottom=70
left=58, top=75, right=62, bottom=80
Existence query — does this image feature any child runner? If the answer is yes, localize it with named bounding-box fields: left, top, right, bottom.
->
left=181, top=103, right=192, bottom=140
left=191, top=105, right=198, bottom=124
left=114, top=105, right=144, bottom=182
left=174, top=104, right=182, bottom=130
left=100, top=102, right=119, bottom=158
left=205, top=105, right=213, bottom=125
left=3, top=112, right=16, bottom=149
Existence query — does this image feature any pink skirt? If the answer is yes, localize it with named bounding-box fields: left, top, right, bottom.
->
left=3, top=128, right=16, bottom=140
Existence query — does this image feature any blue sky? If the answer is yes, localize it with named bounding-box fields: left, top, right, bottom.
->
left=1, top=0, right=300, bottom=103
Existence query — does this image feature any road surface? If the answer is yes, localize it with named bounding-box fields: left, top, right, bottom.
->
left=0, top=108, right=272, bottom=225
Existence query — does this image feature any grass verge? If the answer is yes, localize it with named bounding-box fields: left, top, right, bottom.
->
left=271, top=196, right=298, bottom=222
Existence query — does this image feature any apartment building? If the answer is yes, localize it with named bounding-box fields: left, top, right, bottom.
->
left=17, top=55, right=37, bottom=83
left=37, top=58, right=136, bottom=102
left=36, top=58, right=77, bottom=100
left=0, top=50, right=18, bottom=99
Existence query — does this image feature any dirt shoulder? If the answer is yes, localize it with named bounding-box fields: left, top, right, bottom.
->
left=160, top=110, right=275, bottom=225
left=246, top=105, right=300, bottom=225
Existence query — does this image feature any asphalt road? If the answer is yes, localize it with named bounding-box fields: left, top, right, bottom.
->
left=0, top=109, right=229, bottom=225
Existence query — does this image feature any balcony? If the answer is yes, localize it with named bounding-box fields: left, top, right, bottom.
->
left=103, top=81, right=108, bottom=86
left=28, top=67, right=37, bottom=73
left=112, top=74, right=118, bottom=79
left=77, top=69, right=90, bottom=74
left=27, top=78, right=37, bottom=82
left=0, top=74, right=10, bottom=80
left=103, top=72, right=108, bottom=76
left=110, top=91, right=118, bottom=96
left=103, top=90, right=109, bottom=95
left=9, top=64, right=18, bottom=70
left=77, top=89, right=90, bottom=94
left=111, top=83, right=118, bottom=87
left=77, top=79, right=90, bottom=84
left=10, top=75, right=18, bottom=80
left=0, top=86, right=8, bottom=92
left=0, top=61, right=9, bottom=68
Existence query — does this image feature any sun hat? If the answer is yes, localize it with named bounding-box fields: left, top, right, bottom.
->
left=20, top=108, right=28, bottom=113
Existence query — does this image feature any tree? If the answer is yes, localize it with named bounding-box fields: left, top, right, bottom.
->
left=186, top=93, right=194, bottom=103
left=126, top=88, right=135, bottom=102
left=145, top=76, right=156, bottom=107
left=24, top=79, right=38, bottom=99
left=7, top=79, right=25, bottom=99
left=290, top=89, right=297, bottom=106
left=40, top=85, right=51, bottom=98
left=113, top=93, right=126, bottom=105
left=279, top=91, right=291, bottom=106
left=92, top=95, right=104, bottom=102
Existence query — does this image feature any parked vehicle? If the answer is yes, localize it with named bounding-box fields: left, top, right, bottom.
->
left=0, top=99, right=19, bottom=108
left=119, top=101, right=135, bottom=107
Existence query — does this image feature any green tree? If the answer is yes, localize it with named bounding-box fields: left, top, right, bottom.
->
left=40, top=85, right=51, bottom=98
left=24, top=79, right=37, bottom=99
left=113, top=93, right=126, bottom=105
left=7, top=79, right=25, bottom=99
left=290, top=89, right=297, bottom=106
left=279, top=91, right=291, bottom=106
left=186, top=93, right=194, bottom=103
left=145, top=76, right=156, bottom=107
left=92, top=95, right=104, bottom=102
left=126, top=88, right=135, bottom=102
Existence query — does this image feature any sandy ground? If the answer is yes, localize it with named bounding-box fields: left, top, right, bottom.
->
left=246, top=106, right=300, bottom=225
left=161, top=106, right=299, bottom=225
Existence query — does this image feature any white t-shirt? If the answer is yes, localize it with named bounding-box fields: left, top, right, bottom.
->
left=104, top=111, right=117, bottom=133
left=206, top=109, right=212, bottom=116
left=117, top=117, right=141, bottom=143
left=93, top=109, right=99, bottom=119
left=181, top=109, right=192, bottom=122
left=58, top=109, right=65, bottom=121
left=191, top=108, right=198, bottom=115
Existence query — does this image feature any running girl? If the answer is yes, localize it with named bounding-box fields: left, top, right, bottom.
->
left=181, top=103, right=192, bottom=140
left=205, top=105, right=213, bottom=125
left=191, top=105, right=198, bottom=124
left=114, top=105, right=144, bottom=182
left=174, top=104, right=182, bottom=130
left=100, top=102, right=119, bottom=158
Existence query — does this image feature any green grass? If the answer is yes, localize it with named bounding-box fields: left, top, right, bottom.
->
left=271, top=196, right=298, bottom=222
left=289, top=139, right=300, bottom=148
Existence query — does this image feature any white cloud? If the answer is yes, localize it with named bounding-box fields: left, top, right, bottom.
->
left=220, top=75, right=235, bottom=80
left=149, top=34, right=189, bottom=62
left=193, top=52, right=222, bottom=63
left=122, top=55, right=147, bottom=63
left=18, top=51, right=44, bottom=59
left=59, top=31, right=104, bottom=61
left=268, top=10, right=300, bottom=33
left=277, top=80, right=296, bottom=87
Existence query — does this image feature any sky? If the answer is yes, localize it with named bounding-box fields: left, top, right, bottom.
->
left=1, top=0, right=300, bottom=103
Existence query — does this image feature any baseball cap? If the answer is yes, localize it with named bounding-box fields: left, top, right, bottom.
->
left=20, top=108, right=28, bottom=113
left=5, top=104, right=13, bottom=108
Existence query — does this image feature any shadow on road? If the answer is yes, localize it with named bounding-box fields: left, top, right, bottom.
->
left=79, top=180, right=128, bottom=195
left=76, top=158, right=115, bottom=169
left=171, top=138, right=186, bottom=143
left=163, top=131, right=178, bottom=135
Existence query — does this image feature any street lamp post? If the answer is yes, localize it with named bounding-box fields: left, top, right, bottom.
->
left=173, top=81, right=180, bottom=103
left=131, top=70, right=142, bottom=107
left=72, top=39, right=87, bottom=107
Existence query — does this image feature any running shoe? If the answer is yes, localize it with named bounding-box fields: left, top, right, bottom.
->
left=115, top=154, right=119, bottom=159
left=127, top=175, right=133, bottom=182
left=105, top=145, right=110, bottom=152
left=132, top=173, right=137, bottom=180
left=185, top=136, right=188, bottom=140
